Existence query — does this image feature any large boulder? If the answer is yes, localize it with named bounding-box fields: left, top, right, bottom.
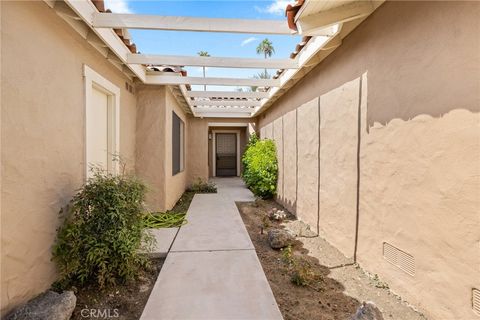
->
left=6, top=290, right=76, bottom=320
left=268, top=229, right=294, bottom=249
left=351, top=301, right=384, bottom=320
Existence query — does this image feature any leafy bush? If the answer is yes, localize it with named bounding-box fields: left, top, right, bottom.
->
left=187, top=178, right=217, bottom=193
left=52, top=169, right=152, bottom=288
left=242, top=133, right=278, bottom=198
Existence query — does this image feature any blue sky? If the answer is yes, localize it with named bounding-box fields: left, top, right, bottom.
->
left=104, top=0, right=300, bottom=91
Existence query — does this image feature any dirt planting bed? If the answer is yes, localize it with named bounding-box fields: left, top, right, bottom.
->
left=70, top=258, right=163, bottom=320
left=237, top=200, right=360, bottom=320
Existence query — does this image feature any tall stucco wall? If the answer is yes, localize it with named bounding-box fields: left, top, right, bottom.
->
left=187, top=117, right=209, bottom=183
left=136, top=86, right=189, bottom=211
left=281, top=110, right=297, bottom=213
left=1, top=1, right=138, bottom=314
left=164, top=88, right=188, bottom=209
left=257, top=1, right=480, bottom=319
left=296, top=98, right=320, bottom=231
left=272, top=118, right=283, bottom=203
left=318, top=78, right=361, bottom=258
left=135, top=86, right=167, bottom=211
left=358, top=107, right=480, bottom=320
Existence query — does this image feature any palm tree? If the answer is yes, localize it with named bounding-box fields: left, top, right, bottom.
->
left=256, top=38, right=275, bottom=76
left=197, top=51, right=210, bottom=91
left=251, top=71, right=271, bottom=92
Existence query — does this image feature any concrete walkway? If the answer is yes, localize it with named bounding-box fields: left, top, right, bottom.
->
left=141, top=178, right=283, bottom=320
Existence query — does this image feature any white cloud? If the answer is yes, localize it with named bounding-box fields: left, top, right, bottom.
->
left=255, top=0, right=292, bottom=15
left=241, top=37, right=258, bottom=47
left=104, top=0, right=133, bottom=14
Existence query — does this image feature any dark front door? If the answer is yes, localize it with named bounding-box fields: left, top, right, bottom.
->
left=216, top=133, right=237, bottom=176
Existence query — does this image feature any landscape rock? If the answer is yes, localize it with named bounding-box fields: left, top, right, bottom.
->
left=351, top=301, right=384, bottom=320
left=283, top=219, right=317, bottom=237
left=6, top=290, right=76, bottom=320
left=268, top=229, right=294, bottom=249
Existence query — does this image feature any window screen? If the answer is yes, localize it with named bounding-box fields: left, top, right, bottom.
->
left=172, top=111, right=184, bottom=175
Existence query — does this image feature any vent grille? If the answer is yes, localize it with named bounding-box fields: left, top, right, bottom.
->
left=383, top=242, right=415, bottom=276
left=473, top=288, right=480, bottom=316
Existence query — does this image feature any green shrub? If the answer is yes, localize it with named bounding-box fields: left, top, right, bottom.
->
left=187, top=178, right=217, bottom=193
left=242, top=134, right=278, bottom=198
left=52, top=169, right=152, bottom=288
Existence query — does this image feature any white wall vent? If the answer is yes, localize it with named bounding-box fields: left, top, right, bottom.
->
left=383, top=242, right=415, bottom=276
left=473, top=288, right=480, bottom=316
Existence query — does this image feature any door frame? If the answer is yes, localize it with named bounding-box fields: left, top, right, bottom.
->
left=212, top=130, right=240, bottom=177
left=83, top=64, right=120, bottom=178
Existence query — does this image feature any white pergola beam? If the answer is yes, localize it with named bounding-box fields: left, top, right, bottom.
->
left=297, top=1, right=375, bottom=35
left=194, top=107, right=254, bottom=113
left=196, top=112, right=252, bottom=118
left=187, top=91, right=269, bottom=99
left=192, top=100, right=261, bottom=107
left=92, top=13, right=293, bottom=35
left=63, top=0, right=146, bottom=81
left=146, top=75, right=280, bottom=87
left=128, top=54, right=298, bottom=69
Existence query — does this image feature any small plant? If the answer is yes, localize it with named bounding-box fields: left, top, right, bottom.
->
left=143, top=212, right=187, bottom=228
left=261, top=215, right=270, bottom=229
left=281, top=245, right=294, bottom=265
left=242, top=133, right=278, bottom=199
left=372, top=273, right=389, bottom=289
left=280, top=245, right=323, bottom=288
left=52, top=168, right=152, bottom=289
left=290, top=261, right=318, bottom=287
left=268, top=207, right=287, bottom=221
left=187, top=178, right=217, bottom=193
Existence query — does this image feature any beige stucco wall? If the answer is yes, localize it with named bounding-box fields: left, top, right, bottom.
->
left=135, top=86, right=189, bottom=211
left=257, top=1, right=480, bottom=319
left=135, top=85, right=167, bottom=211
left=318, top=78, right=361, bottom=258
left=296, top=98, right=319, bottom=232
left=281, top=110, right=297, bottom=213
left=164, top=88, right=188, bottom=209
left=358, top=108, right=480, bottom=320
left=1, top=1, right=138, bottom=314
left=272, top=118, right=283, bottom=202
left=187, top=117, right=209, bottom=183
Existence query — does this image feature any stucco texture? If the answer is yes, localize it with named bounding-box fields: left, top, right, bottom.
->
left=263, top=122, right=273, bottom=140
left=318, top=78, right=360, bottom=258
left=281, top=110, right=297, bottom=213
left=273, top=118, right=283, bottom=203
left=296, top=98, right=319, bottom=231
left=358, top=108, right=480, bottom=320
left=164, top=89, right=188, bottom=209
left=187, top=118, right=209, bottom=182
left=256, top=1, right=480, bottom=319
left=1, top=1, right=137, bottom=314
left=135, top=86, right=189, bottom=211
left=135, top=86, right=167, bottom=211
